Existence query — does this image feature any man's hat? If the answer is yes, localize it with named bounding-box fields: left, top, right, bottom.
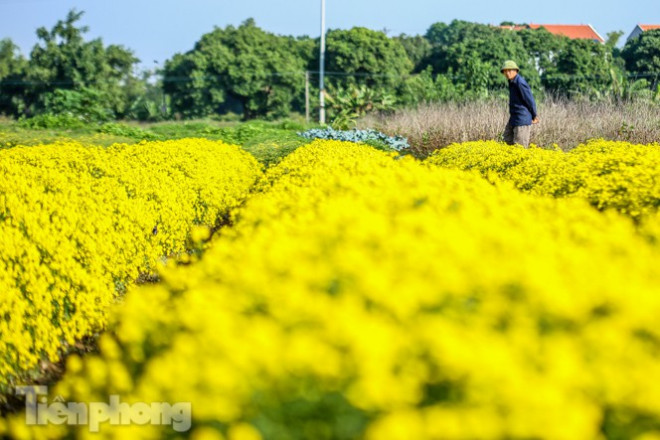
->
left=501, top=60, right=520, bottom=72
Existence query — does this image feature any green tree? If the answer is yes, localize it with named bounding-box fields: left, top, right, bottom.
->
left=543, top=38, right=615, bottom=97
left=164, top=19, right=307, bottom=120
left=606, top=31, right=624, bottom=49
left=517, top=27, right=569, bottom=75
left=422, top=20, right=538, bottom=93
left=622, top=29, right=660, bottom=75
left=394, top=34, right=432, bottom=71
left=606, top=31, right=626, bottom=73
left=608, top=67, right=652, bottom=102
left=0, top=39, right=25, bottom=79
left=313, top=27, right=412, bottom=91
left=399, top=67, right=462, bottom=105
left=0, top=38, right=27, bottom=115
left=163, top=51, right=225, bottom=119
left=285, top=35, right=317, bottom=114
left=19, top=9, right=138, bottom=118
left=290, top=35, right=316, bottom=67
left=42, top=87, right=114, bottom=122
left=124, top=68, right=169, bottom=122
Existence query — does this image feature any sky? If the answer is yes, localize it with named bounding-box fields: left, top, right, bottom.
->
left=1, top=0, right=659, bottom=71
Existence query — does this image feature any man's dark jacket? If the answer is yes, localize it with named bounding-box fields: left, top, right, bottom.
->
left=508, top=74, right=537, bottom=127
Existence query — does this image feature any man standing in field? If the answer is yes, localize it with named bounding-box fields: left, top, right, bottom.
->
left=501, top=60, right=539, bottom=148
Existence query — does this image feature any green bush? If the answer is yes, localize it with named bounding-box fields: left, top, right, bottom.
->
left=17, top=114, right=86, bottom=130
left=43, top=88, right=115, bottom=122
left=97, top=123, right=160, bottom=140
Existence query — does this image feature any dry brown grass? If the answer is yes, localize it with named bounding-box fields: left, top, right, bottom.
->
left=359, top=98, right=660, bottom=157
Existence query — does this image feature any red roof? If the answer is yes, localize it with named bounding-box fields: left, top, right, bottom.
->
left=500, top=23, right=604, bottom=42
left=639, top=24, right=660, bottom=31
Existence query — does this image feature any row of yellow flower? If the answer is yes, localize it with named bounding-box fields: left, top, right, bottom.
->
left=8, top=140, right=660, bottom=439
left=425, top=140, right=660, bottom=221
left=0, top=139, right=261, bottom=393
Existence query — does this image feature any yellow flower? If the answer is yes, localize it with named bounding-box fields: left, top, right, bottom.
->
left=6, top=139, right=660, bottom=439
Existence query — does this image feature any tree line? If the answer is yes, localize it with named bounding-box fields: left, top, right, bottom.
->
left=1, top=10, right=659, bottom=122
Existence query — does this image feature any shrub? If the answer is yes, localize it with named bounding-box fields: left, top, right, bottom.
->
left=42, top=87, right=115, bottom=123
left=17, top=114, right=87, bottom=130
left=97, top=122, right=160, bottom=141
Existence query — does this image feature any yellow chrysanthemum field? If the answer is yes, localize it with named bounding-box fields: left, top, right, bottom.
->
left=1, top=138, right=659, bottom=440
left=0, top=139, right=261, bottom=390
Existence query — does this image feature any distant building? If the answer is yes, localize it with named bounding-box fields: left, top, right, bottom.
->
left=626, top=24, right=660, bottom=41
left=501, top=23, right=604, bottom=43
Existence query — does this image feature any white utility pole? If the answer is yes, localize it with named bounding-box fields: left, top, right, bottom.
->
left=319, top=0, right=326, bottom=124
